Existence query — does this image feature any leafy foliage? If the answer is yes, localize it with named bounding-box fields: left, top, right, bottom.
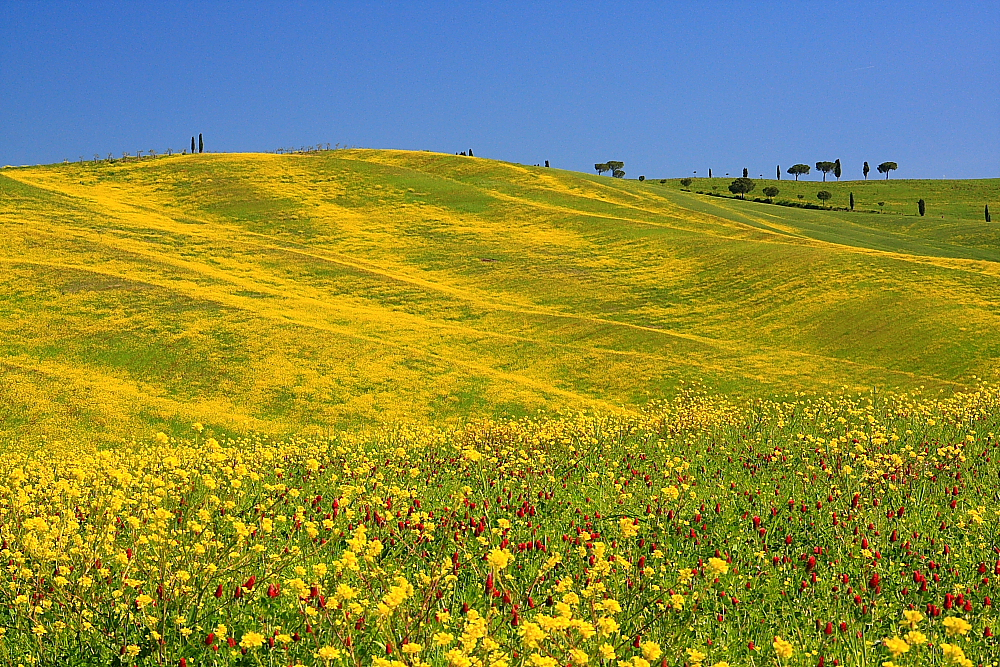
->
left=878, top=162, right=898, bottom=179
left=787, top=164, right=811, bottom=181
left=728, top=177, right=755, bottom=199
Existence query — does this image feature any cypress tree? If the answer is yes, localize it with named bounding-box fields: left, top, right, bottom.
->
left=191, top=137, right=195, bottom=153
left=863, top=161, right=870, bottom=180
left=743, top=167, right=749, bottom=178
left=987, top=205, right=991, bottom=223
left=834, top=159, right=842, bottom=180
left=850, top=192, right=855, bottom=211
left=918, top=199, right=926, bottom=216
left=198, top=134, right=204, bottom=154
left=777, top=165, right=781, bottom=180
left=708, top=169, right=712, bottom=178
left=469, top=149, right=474, bottom=157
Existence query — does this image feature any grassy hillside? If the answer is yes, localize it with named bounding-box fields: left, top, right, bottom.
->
left=1, top=151, right=998, bottom=441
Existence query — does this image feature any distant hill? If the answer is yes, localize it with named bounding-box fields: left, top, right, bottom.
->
left=1, top=151, right=998, bottom=441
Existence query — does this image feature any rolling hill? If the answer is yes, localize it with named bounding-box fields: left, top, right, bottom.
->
left=1, top=150, right=998, bottom=441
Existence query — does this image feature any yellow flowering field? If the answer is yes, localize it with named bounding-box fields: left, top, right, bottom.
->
left=2, top=152, right=1000, bottom=443
left=3, top=385, right=1000, bottom=666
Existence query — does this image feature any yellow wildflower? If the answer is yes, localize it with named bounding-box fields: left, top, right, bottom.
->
left=883, top=637, right=909, bottom=657
left=942, top=616, right=972, bottom=636
left=773, top=636, right=793, bottom=659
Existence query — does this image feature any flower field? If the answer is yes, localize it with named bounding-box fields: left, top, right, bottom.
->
left=4, top=386, right=1000, bottom=666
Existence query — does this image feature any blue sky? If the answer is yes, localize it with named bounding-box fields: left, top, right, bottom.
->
left=1, top=1, right=997, bottom=179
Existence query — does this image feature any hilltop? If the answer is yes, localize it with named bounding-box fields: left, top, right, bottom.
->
left=1, top=150, right=998, bottom=441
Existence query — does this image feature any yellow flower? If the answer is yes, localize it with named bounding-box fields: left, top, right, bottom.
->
left=883, top=637, right=909, bottom=657
left=317, top=646, right=341, bottom=661
left=707, top=557, right=729, bottom=576
left=446, top=648, right=473, bottom=667
left=403, top=643, right=423, bottom=655
left=901, top=609, right=924, bottom=629
left=519, top=622, right=546, bottom=648
left=641, top=641, right=662, bottom=661
left=599, top=644, right=616, bottom=661
left=487, top=548, right=513, bottom=571
left=597, top=616, right=620, bottom=636
left=942, top=616, right=972, bottom=636
left=940, top=643, right=967, bottom=663
left=773, top=636, right=793, bottom=659
left=240, top=631, right=265, bottom=649
left=905, top=630, right=927, bottom=645
left=619, top=517, right=639, bottom=538
left=569, top=648, right=589, bottom=665
left=686, top=648, right=706, bottom=662
left=433, top=632, right=455, bottom=647
left=529, top=655, right=559, bottom=667
left=711, top=663, right=730, bottom=667
left=670, top=593, right=685, bottom=610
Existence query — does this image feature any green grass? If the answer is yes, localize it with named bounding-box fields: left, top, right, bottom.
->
left=0, top=152, right=998, bottom=441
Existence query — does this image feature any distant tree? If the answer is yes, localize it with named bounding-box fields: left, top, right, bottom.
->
left=987, top=205, right=992, bottom=223
left=708, top=169, right=712, bottom=178
left=659, top=179, right=666, bottom=184
left=469, top=149, right=474, bottom=157
left=834, top=159, right=842, bottom=180
left=777, top=165, right=781, bottom=180
left=817, top=190, right=832, bottom=207
left=878, top=201, right=885, bottom=212
left=877, top=161, right=897, bottom=179
left=816, top=161, right=836, bottom=182
left=545, top=160, right=549, bottom=167
left=191, top=137, right=196, bottom=153
left=863, top=161, right=870, bottom=180
left=638, top=175, right=645, bottom=181
left=595, top=163, right=608, bottom=175
left=728, top=177, right=755, bottom=199
left=612, top=169, right=625, bottom=178
left=742, top=167, right=749, bottom=178
left=762, top=186, right=779, bottom=202
left=607, top=161, right=624, bottom=174
left=849, top=192, right=855, bottom=210
left=918, top=199, right=926, bottom=216
left=198, top=134, right=204, bottom=154
left=680, top=178, right=693, bottom=187
left=787, top=164, right=810, bottom=180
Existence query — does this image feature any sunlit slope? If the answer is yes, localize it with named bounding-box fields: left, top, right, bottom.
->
left=1, top=151, right=998, bottom=440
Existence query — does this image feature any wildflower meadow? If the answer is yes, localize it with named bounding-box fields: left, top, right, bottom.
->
left=3, top=385, right=1000, bottom=666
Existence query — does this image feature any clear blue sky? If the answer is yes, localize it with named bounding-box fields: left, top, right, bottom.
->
left=2, top=1, right=997, bottom=179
